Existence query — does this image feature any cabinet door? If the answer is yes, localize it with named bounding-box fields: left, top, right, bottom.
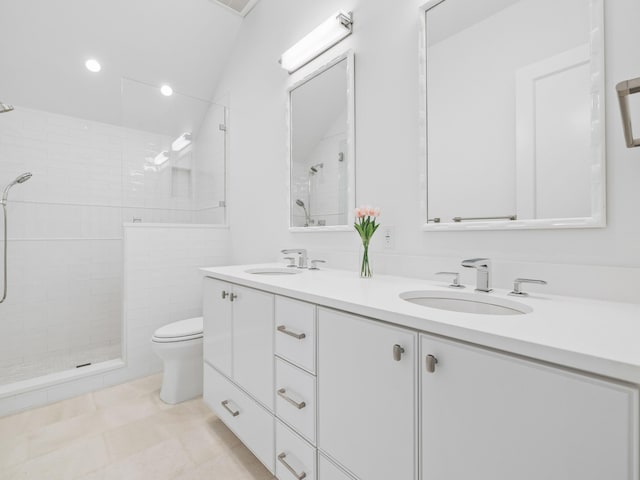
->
left=203, top=277, right=232, bottom=377
left=318, top=308, right=417, bottom=480
left=420, top=334, right=639, bottom=480
left=233, top=285, right=275, bottom=410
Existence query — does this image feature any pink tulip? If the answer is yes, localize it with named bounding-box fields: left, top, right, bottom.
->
left=355, top=205, right=381, bottom=219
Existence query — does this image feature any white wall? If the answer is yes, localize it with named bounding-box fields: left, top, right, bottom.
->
left=212, top=0, right=640, bottom=303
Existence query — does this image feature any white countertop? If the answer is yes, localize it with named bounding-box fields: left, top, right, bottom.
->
left=200, top=263, right=640, bottom=384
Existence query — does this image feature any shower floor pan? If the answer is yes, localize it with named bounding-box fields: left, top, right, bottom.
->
left=0, top=343, right=121, bottom=387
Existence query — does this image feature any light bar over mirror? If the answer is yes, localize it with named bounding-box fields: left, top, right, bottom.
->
left=280, top=11, right=353, bottom=74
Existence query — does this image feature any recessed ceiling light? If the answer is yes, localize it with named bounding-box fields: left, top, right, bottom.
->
left=160, top=85, right=173, bottom=96
left=85, top=59, right=101, bottom=73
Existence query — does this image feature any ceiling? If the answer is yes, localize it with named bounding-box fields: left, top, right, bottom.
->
left=0, top=0, right=247, bottom=128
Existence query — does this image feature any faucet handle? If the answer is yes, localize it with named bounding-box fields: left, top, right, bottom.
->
left=309, top=259, right=326, bottom=270
left=509, top=278, right=547, bottom=297
left=283, top=257, right=296, bottom=267
left=435, top=271, right=465, bottom=289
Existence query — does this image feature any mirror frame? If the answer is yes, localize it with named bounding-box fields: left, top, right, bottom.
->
left=418, top=0, right=606, bottom=231
left=286, top=50, right=356, bottom=233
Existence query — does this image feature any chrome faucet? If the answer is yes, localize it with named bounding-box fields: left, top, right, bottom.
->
left=461, top=258, right=492, bottom=292
left=281, top=249, right=308, bottom=268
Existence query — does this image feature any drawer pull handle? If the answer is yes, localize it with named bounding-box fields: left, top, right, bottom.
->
left=230, top=293, right=238, bottom=302
left=277, top=452, right=307, bottom=480
left=277, top=325, right=306, bottom=340
left=277, top=388, right=306, bottom=409
left=221, top=290, right=229, bottom=299
left=221, top=400, right=240, bottom=417
left=393, top=344, right=405, bottom=361
left=425, top=354, right=438, bottom=373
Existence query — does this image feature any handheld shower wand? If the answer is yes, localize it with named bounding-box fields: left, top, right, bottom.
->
left=2, top=172, right=32, bottom=205
left=1, top=173, right=32, bottom=303
left=295, top=199, right=311, bottom=227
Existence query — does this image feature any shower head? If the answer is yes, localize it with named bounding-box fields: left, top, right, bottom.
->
left=2, top=172, right=32, bottom=204
left=296, top=199, right=305, bottom=207
left=14, top=173, right=32, bottom=184
left=0, top=102, right=14, bottom=114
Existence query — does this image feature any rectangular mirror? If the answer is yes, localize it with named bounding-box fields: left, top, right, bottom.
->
left=419, top=0, right=605, bottom=231
left=288, top=51, right=355, bottom=231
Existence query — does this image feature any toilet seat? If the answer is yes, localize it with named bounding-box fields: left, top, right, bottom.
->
left=152, top=333, right=202, bottom=343
left=152, top=317, right=203, bottom=343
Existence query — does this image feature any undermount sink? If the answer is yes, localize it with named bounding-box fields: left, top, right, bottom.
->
left=400, top=290, right=532, bottom=316
left=245, top=267, right=302, bottom=275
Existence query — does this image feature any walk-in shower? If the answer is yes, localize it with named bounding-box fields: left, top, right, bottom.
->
left=1, top=172, right=32, bottom=303
left=0, top=80, right=228, bottom=413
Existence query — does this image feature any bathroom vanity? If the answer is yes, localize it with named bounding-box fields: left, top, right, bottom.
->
left=200, top=264, right=640, bottom=480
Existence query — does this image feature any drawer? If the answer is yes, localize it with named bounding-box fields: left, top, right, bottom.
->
left=203, top=362, right=275, bottom=473
left=318, top=453, right=357, bottom=480
left=276, top=358, right=316, bottom=444
left=276, top=420, right=317, bottom=480
left=275, top=296, right=316, bottom=373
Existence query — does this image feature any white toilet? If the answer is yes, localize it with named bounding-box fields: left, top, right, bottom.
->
left=151, top=316, right=204, bottom=404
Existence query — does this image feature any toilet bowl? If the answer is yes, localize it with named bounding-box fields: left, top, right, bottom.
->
left=151, top=316, right=204, bottom=404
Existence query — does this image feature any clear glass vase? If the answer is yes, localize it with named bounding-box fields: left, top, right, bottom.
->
left=360, top=243, right=372, bottom=278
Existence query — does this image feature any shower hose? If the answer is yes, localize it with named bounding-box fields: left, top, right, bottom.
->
left=0, top=203, right=7, bottom=303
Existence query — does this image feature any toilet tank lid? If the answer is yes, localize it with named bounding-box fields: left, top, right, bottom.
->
left=154, top=317, right=203, bottom=338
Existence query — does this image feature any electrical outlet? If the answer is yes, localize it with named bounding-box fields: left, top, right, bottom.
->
left=383, top=226, right=395, bottom=250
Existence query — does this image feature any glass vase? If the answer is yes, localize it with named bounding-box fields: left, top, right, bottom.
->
left=360, top=243, right=372, bottom=278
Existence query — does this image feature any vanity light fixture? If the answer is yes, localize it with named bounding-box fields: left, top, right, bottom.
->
left=160, top=84, right=173, bottom=97
left=153, top=151, right=170, bottom=166
left=279, top=10, right=353, bottom=74
left=85, top=59, right=101, bottom=73
left=171, top=132, right=192, bottom=152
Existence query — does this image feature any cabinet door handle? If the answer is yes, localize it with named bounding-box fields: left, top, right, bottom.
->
left=229, top=293, right=238, bottom=302
left=277, top=388, right=306, bottom=409
left=277, top=325, right=306, bottom=340
left=221, top=400, right=240, bottom=417
left=393, top=344, right=405, bottom=361
left=277, top=452, right=307, bottom=480
left=425, top=354, right=438, bottom=373
left=221, top=290, right=229, bottom=300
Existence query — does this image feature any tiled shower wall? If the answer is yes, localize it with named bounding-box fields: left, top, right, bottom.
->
left=0, top=105, right=228, bottom=386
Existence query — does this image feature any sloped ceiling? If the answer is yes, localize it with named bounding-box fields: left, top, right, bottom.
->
left=0, top=0, right=245, bottom=128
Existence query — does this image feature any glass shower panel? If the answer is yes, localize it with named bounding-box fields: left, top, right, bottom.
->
left=121, top=78, right=227, bottom=224
left=0, top=105, right=123, bottom=385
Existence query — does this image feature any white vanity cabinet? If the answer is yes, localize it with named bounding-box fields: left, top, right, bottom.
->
left=203, top=277, right=275, bottom=409
left=420, top=334, right=639, bottom=480
left=201, top=267, right=640, bottom=480
left=317, top=308, right=417, bottom=480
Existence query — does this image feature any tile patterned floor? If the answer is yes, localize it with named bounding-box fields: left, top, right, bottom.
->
left=0, top=374, right=276, bottom=479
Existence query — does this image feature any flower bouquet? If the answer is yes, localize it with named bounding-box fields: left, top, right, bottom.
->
left=354, top=206, right=380, bottom=278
